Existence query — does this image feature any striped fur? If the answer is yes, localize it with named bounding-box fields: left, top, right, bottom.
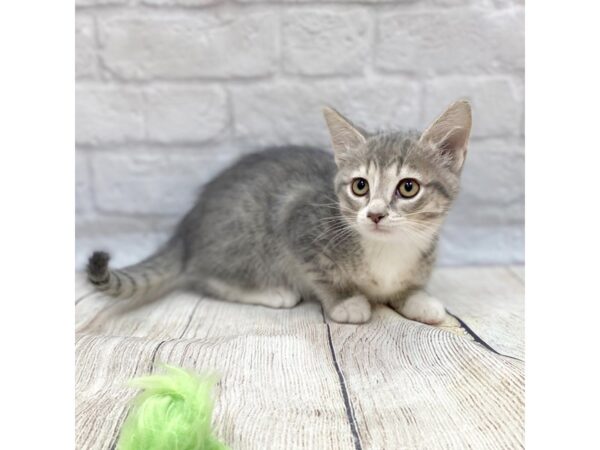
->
left=87, top=238, right=184, bottom=303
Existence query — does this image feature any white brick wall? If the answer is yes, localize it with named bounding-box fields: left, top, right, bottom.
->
left=76, top=0, right=524, bottom=268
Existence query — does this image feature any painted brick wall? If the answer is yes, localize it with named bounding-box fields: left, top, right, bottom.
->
left=76, top=0, right=524, bottom=268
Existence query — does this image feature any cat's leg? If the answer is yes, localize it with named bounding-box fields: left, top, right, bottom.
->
left=326, top=295, right=372, bottom=324
left=313, top=284, right=372, bottom=324
left=390, top=290, right=446, bottom=325
left=204, top=278, right=301, bottom=309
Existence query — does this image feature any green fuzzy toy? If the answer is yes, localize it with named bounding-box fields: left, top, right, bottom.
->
left=117, top=365, right=230, bottom=450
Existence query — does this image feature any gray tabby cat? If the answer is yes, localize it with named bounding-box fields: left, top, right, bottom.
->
left=88, top=100, right=471, bottom=325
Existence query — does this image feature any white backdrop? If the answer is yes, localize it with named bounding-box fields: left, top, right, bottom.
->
left=76, top=0, right=524, bottom=268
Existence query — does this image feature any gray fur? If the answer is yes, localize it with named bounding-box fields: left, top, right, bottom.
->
left=87, top=101, right=472, bottom=324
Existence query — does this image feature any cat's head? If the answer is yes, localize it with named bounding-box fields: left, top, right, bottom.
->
left=323, top=100, right=471, bottom=244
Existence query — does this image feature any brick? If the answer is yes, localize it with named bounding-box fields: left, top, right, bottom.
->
left=376, top=7, right=524, bottom=75
left=491, top=0, right=525, bottom=7
left=76, top=0, right=127, bottom=5
left=468, top=136, right=524, bottom=155
left=76, top=229, right=172, bottom=269
left=76, top=86, right=145, bottom=145
left=446, top=142, right=524, bottom=227
left=91, top=150, right=235, bottom=215
left=438, top=224, right=524, bottom=266
left=75, top=16, right=97, bottom=79
left=76, top=216, right=176, bottom=269
left=99, top=13, right=277, bottom=80
left=426, top=0, right=480, bottom=6
left=142, top=0, right=217, bottom=5
left=283, top=9, right=369, bottom=75
left=76, top=1, right=525, bottom=268
left=232, top=80, right=421, bottom=147
left=238, top=0, right=412, bottom=3
left=76, top=151, right=93, bottom=213
left=423, top=77, right=523, bottom=138
left=145, top=86, right=228, bottom=143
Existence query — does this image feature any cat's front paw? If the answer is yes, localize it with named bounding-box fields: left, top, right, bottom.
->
left=400, top=291, right=446, bottom=325
left=328, top=295, right=372, bottom=324
left=265, top=288, right=301, bottom=309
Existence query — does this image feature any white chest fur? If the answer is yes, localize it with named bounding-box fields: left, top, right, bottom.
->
left=355, top=240, right=423, bottom=300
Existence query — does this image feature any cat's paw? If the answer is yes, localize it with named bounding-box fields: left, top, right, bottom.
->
left=328, top=295, right=372, bottom=324
left=265, top=288, right=301, bottom=309
left=400, top=292, right=446, bottom=325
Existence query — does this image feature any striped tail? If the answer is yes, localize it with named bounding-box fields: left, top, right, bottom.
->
left=86, top=238, right=185, bottom=303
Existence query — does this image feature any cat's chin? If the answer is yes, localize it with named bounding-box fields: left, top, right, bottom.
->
left=357, top=225, right=398, bottom=243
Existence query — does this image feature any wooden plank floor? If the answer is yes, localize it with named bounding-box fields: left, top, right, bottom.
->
left=75, top=266, right=524, bottom=450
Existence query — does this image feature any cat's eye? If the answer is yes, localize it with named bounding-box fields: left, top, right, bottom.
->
left=351, top=178, right=369, bottom=196
left=397, top=179, right=420, bottom=198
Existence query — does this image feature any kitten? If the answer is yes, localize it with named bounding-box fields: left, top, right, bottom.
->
left=87, top=100, right=471, bottom=324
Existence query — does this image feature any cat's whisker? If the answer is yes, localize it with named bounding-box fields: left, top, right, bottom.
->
left=315, top=214, right=347, bottom=223
left=399, top=221, right=439, bottom=236
left=324, top=227, right=357, bottom=252
left=307, top=203, right=355, bottom=216
left=400, top=209, right=448, bottom=218
left=404, top=218, right=443, bottom=230
left=400, top=223, right=439, bottom=246
left=308, top=221, right=355, bottom=246
left=312, top=224, right=351, bottom=243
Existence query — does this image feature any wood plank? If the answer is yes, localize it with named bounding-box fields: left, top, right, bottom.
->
left=328, top=306, right=524, bottom=450
left=76, top=334, right=162, bottom=450
left=427, top=266, right=525, bottom=360
left=153, top=299, right=356, bottom=450
left=509, top=266, right=525, bottom=283
left=75, top=272, right=94, bottom=303
left=75, top=291, right=202, bottom=449
left=76, top=265, right=525, bottom=449
left=76, top=291, right=354, bottom=449
left=77, top=292, right=200, bottom=339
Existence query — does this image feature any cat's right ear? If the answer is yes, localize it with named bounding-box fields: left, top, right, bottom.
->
left=419, top=100, right=472, bottom=172
left=322, top=106, right=367, bottom=165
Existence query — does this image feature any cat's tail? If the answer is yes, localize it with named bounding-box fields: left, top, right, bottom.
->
left=86, top=238, right=185, bottom=303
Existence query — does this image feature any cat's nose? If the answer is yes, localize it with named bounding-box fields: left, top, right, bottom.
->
left=367, top=212, right=387, bottom=224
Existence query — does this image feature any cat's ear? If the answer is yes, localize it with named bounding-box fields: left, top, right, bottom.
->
left=322, top=106, right=367, bottom=164
left=419, top=100, right=472, bottom=172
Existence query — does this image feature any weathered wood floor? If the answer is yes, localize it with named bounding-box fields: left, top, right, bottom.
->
left=75, top=266, right=524, bottom=450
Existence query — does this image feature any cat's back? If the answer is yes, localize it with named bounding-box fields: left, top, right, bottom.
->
left=182, top=146, right=335, bottom=235
left=219, top=146, right=335, bottom=188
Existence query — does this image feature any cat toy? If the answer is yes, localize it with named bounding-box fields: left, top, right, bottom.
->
left=116, top=365, right=230, bottom=450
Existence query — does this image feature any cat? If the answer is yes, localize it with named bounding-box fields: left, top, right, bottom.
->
left=87, top=100, right=472, bottom=325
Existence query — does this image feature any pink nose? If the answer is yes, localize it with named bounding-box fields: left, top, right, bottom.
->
left=367, top=212, right=387, bottom=224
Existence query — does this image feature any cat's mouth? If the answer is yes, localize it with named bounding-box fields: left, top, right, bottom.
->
left=355, top=218, right=399, bottom=240
left=370, top=225, right=390, bottom=233
left=362, top=223, right=393, bottom=236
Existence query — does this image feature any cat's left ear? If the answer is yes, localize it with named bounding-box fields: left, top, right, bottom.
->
left=419, top=100, right=472, bottom=172
left=322, top=106, right=367, bottom=165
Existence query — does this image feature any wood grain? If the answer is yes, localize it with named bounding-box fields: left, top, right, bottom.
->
left=327, top=306, right=524, bottom=450
left=429, top=266, right=525, bottom=360
left=75, top=266, right=524, bottom=449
